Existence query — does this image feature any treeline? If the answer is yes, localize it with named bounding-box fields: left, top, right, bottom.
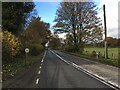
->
left=1, top=2, right=50, bottom=64
left=85, top=37, right=120, bottom=48
left=52, top=1, right=119, bottom=52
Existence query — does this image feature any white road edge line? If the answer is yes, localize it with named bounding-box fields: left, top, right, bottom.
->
left=50, top=50, right=119, bottom=90
left=36, top=78, right=39, bottom=84
left=71, top=63, right=119, bottom=90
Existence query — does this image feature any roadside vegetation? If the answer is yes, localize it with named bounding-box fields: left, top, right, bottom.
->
left=2, top=54, right=43, bottom=81
left=1, top=2, right=50, bottom=81
left=1, top=1, right=119, bottom=81
left=84, top=47, right=118, bottom=60
left=66, top=48, right=119, bottom=67
left=51, top=2, right=119, bottom=67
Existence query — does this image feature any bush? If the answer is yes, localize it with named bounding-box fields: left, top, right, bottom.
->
left=1, top=31, right=21, bottom=63
left=29, top=44, right=44, bottom=56
left=98, top=51, right=102, bottom=58
left=65, top=45, right=74, bottom=52
left=65, top=44, right=84, bottom=53
left=91, top=51, right=96, bottom=57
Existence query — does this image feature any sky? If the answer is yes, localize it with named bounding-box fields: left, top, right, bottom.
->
left=34, top=2, right=60, bottom=28
left=34, top=0, right=119, bottom=39
left=97, top=0, right=119, bottom=38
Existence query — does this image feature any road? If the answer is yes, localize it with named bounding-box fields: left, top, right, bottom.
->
left=2, top=50, right=118, bottom=89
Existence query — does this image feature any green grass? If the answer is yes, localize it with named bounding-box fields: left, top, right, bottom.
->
left=84, top=47, right=119, bottom=60
left=63, top=47, right=119, bottom=67
left=2, top=53, right=43, bottom=81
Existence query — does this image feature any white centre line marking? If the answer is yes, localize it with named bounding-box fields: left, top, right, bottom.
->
left=38, top=70, right=41, bottom=74
left=39, top=66, right=41, bottom=69
left=41, top=50, right=47, bottom=63
left=36, top=78, right=39, bottom=84
left=35, top=51, right=47, bottom=85
left=41, top=59, right=44, bottom=63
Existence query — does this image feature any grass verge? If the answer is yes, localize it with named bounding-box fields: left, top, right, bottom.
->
left=2, top=53, right=43, bottom=81
left=84, top=48, right=119, bottom=60
left=63, top=51, right=119, bottom=68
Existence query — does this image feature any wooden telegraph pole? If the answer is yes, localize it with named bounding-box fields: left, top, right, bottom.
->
left=103, top=4, right=108, bottom=59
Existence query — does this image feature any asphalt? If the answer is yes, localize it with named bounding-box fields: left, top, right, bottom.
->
left=53, top=50, right=119, bottom=87
left=2, top=50, right=117, bottom=89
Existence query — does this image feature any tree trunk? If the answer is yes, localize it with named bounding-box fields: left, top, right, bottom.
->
left=72, top=23, right=77, bottom=46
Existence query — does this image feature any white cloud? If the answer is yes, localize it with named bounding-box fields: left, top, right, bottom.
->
left=50, top=29, right=67, bottom=39
left=58, top=33, right=67, bottom=39
left=33, top=0, right=62, bottom=2
left=97, top=0, right=119, bottom=38
left=53, top=0, right=119, bottom=39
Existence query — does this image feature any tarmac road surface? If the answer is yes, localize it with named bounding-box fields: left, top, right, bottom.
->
left=2, top=50, right=118, bottom=89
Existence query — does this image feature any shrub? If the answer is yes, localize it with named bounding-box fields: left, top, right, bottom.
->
left=29, top=44, right=44, bottom=56
left=98, top=51, right=102, bottom=58
left=1, top=31, right=21, bottom=62
left=65, top=45, right=74, bottom=52
left=65, top=44, right=84, bottom=53
left=91, top=50, right=96, bottom=57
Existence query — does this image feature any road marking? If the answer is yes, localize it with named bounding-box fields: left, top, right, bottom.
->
left=50, top=50, right=70, bottom=64
left=36, top=78, right=39, bottom=84
left=38, top=70, right=41, bottom=74
left=50, top=50, right=119, bottom=90
left=41, top=50, right=47, bottom=63
left=35, top=51, right=47, bottom=85
left=41, top=59, right=43, bottom=63
left=39, top=66, right=41, bottom=69
left=41, top=58, right=44, bottom=63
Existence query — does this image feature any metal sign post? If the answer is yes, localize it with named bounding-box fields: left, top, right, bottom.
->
left=25, top=48, right=29, bottom=66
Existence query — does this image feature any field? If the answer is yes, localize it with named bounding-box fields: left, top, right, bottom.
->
left=84, top=48, right=119, bottom=60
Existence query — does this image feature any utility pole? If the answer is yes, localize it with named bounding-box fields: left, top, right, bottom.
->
left=103, top=4, right=108, bottom=59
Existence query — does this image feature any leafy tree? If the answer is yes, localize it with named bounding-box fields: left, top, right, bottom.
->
left=49, top=34, right=61, bottom=50
left=25, top=17, right=50, bottom=45
left=20, top=17, right=50, bottom=56
left=54, top=2, right=103, bottom=52
left=106, top=37, right=118, bottom=47
left=118, top=38, right=120, bottom=47
left=86, top=37, right=119, bottom=48
left=1, top=31, right=21, bottom=63
left=2, top=2, right=36, bottom=35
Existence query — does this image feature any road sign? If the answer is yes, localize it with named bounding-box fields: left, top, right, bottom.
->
left=25, top=48, right=29, bottom=53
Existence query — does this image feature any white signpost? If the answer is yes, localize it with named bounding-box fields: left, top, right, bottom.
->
left=25, top=48, right=29, bottom=65
left=25, top=48, right=29, bottom=53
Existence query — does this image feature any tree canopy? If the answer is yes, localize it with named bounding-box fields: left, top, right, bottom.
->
left=2, top=2, right=36, bottom=35
left=21, top=17, right=50, bottom=47
left=54, top=2, right=103, bottom=52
